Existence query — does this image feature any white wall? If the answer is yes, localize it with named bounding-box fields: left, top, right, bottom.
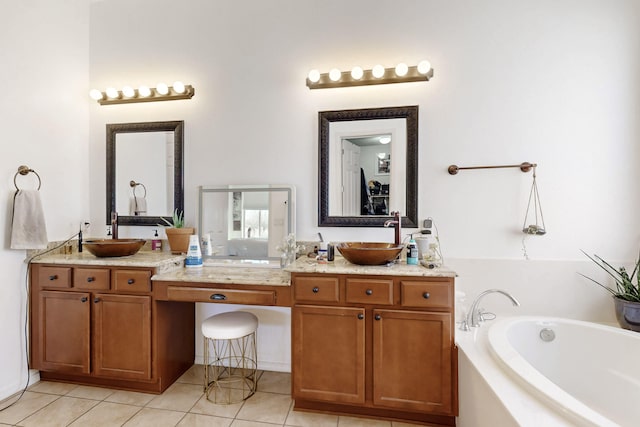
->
left=0, top=0, right=90, bottom=400
left=88, top=0, right=640, bottom=367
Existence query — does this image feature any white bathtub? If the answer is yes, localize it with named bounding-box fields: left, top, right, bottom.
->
left=486, top=316, right=640, bottom=427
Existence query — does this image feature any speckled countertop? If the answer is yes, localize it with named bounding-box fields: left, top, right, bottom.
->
left=31, top=251, right=185, bottom=274
left=152, top=265, right=291, bottom=286
left=285, top=256, right=457, bottom=278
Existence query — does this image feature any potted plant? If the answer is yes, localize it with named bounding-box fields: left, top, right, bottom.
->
left=580, top=250, right=640, bottom=332
left=161, top=210, right=194, bottom=254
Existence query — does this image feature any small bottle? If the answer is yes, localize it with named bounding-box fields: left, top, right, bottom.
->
left=201, top=233, right=212, bottom=256
left=317, top=249, right=328, bottom=264
left=327, top=243, right=335, bottom=262
left=152, top=230, right=162, bottom=251
left=185, top=235, right=203, bottom=268
left=407, top=239, right=418, bottom=265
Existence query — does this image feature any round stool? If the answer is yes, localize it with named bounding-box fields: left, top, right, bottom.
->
left=202, top=311, right=258, bottom=404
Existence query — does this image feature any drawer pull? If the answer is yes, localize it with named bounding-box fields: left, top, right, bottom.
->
left=357, top=313, right=364, bottom=320
left=93, top=297, right=101, bottom=303
left=423, top=292, right=431, bottom=299
left=312, top=287, right=319, bottom=293
left=80, top=297, right=88, bottom=303
left=48, top=275, right=58, bottom=281
left=365, top=289, right=373, bottom=296
left=87, top=277, right=95, bottom=283
left=127, top=279, right=135, bottom=285
left=210, top=293, right=227, bottom=301
left=375, top=314, right=381, bottom=321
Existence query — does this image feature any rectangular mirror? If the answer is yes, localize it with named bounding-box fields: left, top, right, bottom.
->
left=198, top=185, right=295, bottom=260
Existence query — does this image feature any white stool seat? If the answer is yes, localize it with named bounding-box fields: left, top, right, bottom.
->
left=202, top=311, right=258, bottom=340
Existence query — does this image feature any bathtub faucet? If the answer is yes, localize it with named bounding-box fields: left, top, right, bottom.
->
left=460, top=289, right=520, bottom=331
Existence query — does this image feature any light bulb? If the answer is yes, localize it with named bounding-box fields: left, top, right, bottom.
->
left=308, top=69, right=321, bottom=83
left=377, top=152, right=386, bottom=159
left=173, top=81, right=186, bottom=94
left=105, top=87, right=119, bottom=99
left=351, top=66, right=364, bottom=80
left=89, top=89, right=103, bottom=101
left=379, top=136, right=391, bottom=144
left=417, top=60, right=431, bottom=75
left=329, top=68, right=341, bottom=82
left=138, top=86, right=151, bottom=97
left=372, top=64, right=385, bottom=78
left=395, top=63, right=408, bottom=77
left=156, top=83, right=169, bottom=95
left=122, top=86, right=135, bottom=98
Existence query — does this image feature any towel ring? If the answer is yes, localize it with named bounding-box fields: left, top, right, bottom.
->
left=14, top=165, right=41, bottom=191
left=130, top=180, right=147, bottom=198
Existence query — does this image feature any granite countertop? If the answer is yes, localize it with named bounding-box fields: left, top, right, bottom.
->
left=151, top=265, right=291, bottom=286
left=285, top=256, right=457, bottom=278
left=31, top=251, right=185, bottom=274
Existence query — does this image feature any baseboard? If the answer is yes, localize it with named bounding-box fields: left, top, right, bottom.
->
left=0, top=370, right=40, bottom=403
left=193, top=356, right=290, bottom=373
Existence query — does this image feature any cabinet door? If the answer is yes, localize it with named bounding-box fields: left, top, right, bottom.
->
left=92, top=294, right=151, bottom=380
left=373, top=309, right=453, bottom=414
left=37, top=290, right=91, bottom=374
left=293, top=305, right=365, bottom=404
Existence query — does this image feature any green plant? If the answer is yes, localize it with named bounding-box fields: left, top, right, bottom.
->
left=160, top=209, right=185, bottom=228
left=580, top=250, right=640, bottom=302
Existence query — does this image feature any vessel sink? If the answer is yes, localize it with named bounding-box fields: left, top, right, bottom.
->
left=83, top=239, right=146, bottom=257
left=336, top=242, right=404, bottom=265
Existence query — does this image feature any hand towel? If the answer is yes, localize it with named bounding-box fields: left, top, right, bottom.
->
left=129, top=196, right=147, bottom=216
left=11, top=190, right=48, bottom=249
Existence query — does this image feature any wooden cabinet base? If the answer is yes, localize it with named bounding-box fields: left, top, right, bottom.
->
left=293, top=399, right=455, bottom=426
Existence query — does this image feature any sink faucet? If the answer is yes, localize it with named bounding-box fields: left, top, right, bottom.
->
left=111, top=211, right=118, bottom=239
left=384, top=211, right=402, bottom=245
left=460, top=289, right=520, bottom=331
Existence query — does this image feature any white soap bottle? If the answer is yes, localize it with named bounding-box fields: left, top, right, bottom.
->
left=185, top=235, right=203, bottom=268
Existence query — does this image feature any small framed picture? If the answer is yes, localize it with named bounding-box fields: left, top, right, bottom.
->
left=376, top=153, right=390, bottom=175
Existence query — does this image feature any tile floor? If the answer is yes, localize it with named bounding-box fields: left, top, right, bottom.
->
left=0, top=366, right=425, bottom=427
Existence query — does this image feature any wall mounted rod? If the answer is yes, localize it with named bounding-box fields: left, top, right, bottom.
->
left=448, top=162, right=536, bottom=175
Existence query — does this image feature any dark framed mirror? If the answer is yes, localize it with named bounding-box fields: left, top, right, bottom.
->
left=106, top=120, right=184, bottom=226
left=318, top=106, right=418, bottom=227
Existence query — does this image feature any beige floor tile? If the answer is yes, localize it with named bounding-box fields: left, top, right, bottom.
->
left=68, top=401, right=141, bottom=426
left=105, top=390, right=157, bottom=406
left=123, top=407, right=186, bottom=426
left=27, top=381, right=78, bottom=396
left=19, top=396, right=99, bottom=427
left=235, top=391, right=292, bottom=425
left=285, top=408, right=338, bottom=427
left=338, top=416, right=392, bottom=426
left=256, top=371, right=290, bottom=395
left=177, top=413, right=234, bottom=427
left=0, top=392, right=58, bottom=425
left=146, top=383, right=203, bottom=412
left=189, top=394, right=244, bottom=419
left=65, top=384, right=114, bottom=401
left=176, top=364, right=204, bottom=386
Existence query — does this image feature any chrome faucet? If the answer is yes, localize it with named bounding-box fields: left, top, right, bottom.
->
left=384, top=211, right=402, bottom=246
left=111, top=211, right=118, bottom=239
left=460, top=289, right=520, bottom=331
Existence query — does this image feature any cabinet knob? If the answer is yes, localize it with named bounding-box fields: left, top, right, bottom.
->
left=357, top=313, right=364, bottom=320
left=48, top=275, right=58, bottom=281
left=312, top=287, right=319, bottom=293
left=80, top=297, right=88, bottom=303
left=127, top=279, right=135, bottom=285
left=423, top=292, right=430, bottom=299
left=375, top=314, right=381, bottom=321
left=210, top=293, right=227, bottom=301
left=365, top=289, right=373, bottom=295
left=87, top=277, right=95, bottom=283
left=93, top=297, right=100, bottom=303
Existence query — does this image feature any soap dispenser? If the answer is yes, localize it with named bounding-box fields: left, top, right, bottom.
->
left=152, top=230, right=162, bottom=251
left=407, top=239, right=418, bottom=265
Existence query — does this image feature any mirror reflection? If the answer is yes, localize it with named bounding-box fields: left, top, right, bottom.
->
left=198, top=185, right=295, bottom=260
left=106, top=121, right=184, bottom=226
left=319, top=106, right=418, bottom=227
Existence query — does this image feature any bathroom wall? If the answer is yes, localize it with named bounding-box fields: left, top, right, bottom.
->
left=0, top=0, right=90, bottom=401
left=88, top=0, right=640, bottom=367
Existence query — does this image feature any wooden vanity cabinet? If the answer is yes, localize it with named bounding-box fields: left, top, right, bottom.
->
left=292, top=273, right=457, bottom=426
left=30, top=264, right=193, bottom=393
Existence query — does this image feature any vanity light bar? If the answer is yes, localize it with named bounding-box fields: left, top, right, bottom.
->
left=89, top=82, right=195, bottom=105
left=306, top=61, right=433, bottom=89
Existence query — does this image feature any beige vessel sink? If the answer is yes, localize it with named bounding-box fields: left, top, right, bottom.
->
left=336, top=242, right=404, bottom=265
left=83, top=238, right=146, bottom=257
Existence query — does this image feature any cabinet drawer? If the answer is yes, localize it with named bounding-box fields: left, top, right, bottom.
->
left=294, top=276, right=340, bottom=303
left=74, top=268, right=110, bottom=291
left=345, top=278, right=393, bottom=305
left=37, top=266, right=72, bottom=289
left=113, top=270, right=151, bottom=293
left=400, top=281, right=453, bottom=309
left=167, top=287, right=276, bottom=305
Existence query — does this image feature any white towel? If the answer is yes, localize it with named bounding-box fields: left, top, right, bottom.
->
left=129, top=196, right=147, bottom=216
left=11, top=190, right=48, bottom=250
